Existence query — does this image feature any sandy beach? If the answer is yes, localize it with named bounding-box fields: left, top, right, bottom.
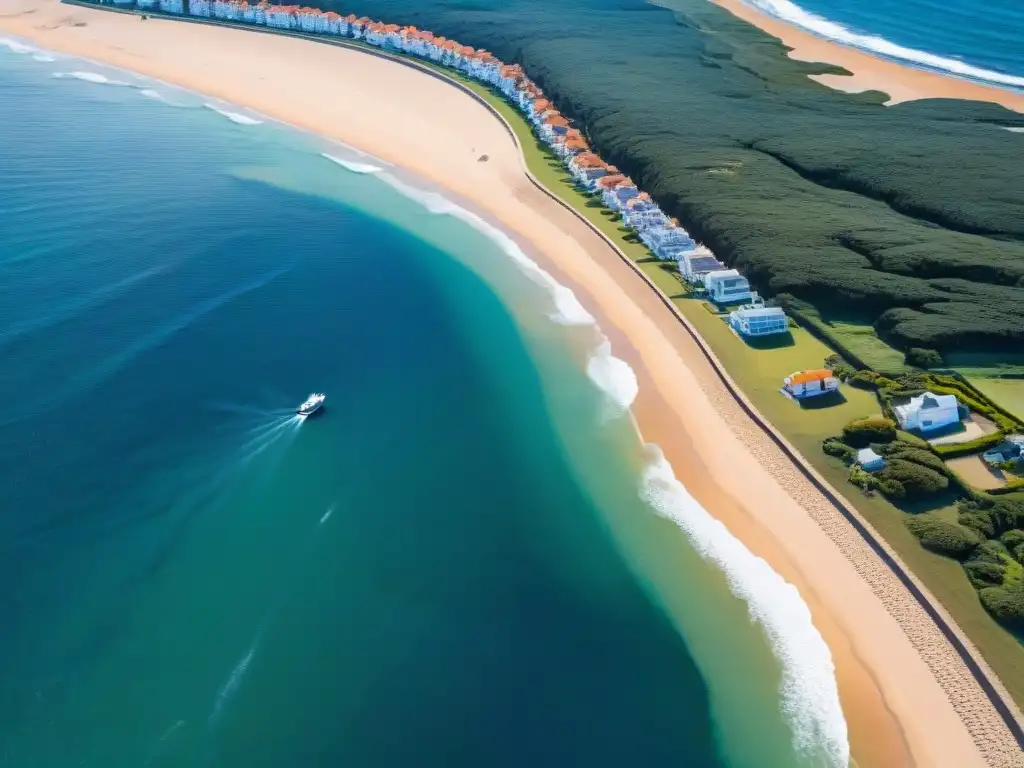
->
left=1, top=1, right=1021, bottom=765
left=710, top=0, right=1024, bottom=112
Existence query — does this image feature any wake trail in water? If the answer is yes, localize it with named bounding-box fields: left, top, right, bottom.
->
left=142, top=719, right=186, bottom=767
left=205, top=508, right=333, bottom=737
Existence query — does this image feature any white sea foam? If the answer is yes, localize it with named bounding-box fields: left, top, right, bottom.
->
left=320, top=504, right=336, bottom=525
left=140, top=88, right=179, bottom=106
left=378, top=173, right=596, bottom=327
left=745, top=0, right=1024, bottom=90
left=641, top=445, right=849, bottom=766
left=0, top=37, right=35, bottom=54
left=1004, top=126, right=1024, bottom=133
left=586, top=338, right=639, bottom=417
left=203, top=103, right=264, bottom=125
left=32, top=53, right=56, bottom=63
left=322, top=153, right=384, bottom=175
left=53, top=71, right=130, bottom=86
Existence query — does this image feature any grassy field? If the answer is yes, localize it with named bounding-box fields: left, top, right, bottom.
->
left=968, top=378, right=1024, bottom=424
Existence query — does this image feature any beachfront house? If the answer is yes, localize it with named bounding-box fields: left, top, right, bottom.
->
left=984, top=435, right=1024, bottom=466
left=622, top=194, right=668, bottom=230
left=729, top=304, right=788, bottom=338
left=704, top=269, right=753, bottom=304
left=783, top=369, right=840, bottom=399
left=641, top=223, right=696, bottom=260
left=893, top=392, right=961, bottom=433
left=599, top=176, right=639, bottom=210
left=678, top=247, right=725, bottom=282
left=856, top=448, right=886, bottom=472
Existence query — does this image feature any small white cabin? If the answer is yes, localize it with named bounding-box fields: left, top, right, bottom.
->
left=893, top=392, right=960, bottom=433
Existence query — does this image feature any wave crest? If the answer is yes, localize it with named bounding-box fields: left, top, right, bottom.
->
left=322, top=153, right=384, bottom=174
left=641, top=445, right=849, bottom=766
left=203, top=104, right=264, bottom=125
left=53, top=71, right=130, bottom=86
left=746, top=0, right=1024, bottom=89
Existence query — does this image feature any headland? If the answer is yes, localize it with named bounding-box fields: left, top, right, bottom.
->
left=1, top=1, right=1022, bottom=765
left=708, top=0, right=1024, bottom=111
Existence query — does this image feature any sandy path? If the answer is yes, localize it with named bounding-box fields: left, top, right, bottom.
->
left=1, top=1, right=1021, bottom=765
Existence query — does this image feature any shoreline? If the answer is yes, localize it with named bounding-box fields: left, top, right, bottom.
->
left=2, top=2, right=1022, bottom=765
left=708, top=0, right=1024, bottom=112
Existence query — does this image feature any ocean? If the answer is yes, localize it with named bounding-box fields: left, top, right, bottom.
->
left=0, top=40, right=847, bottom=767
left=743, top=0, right=1024, bottom=90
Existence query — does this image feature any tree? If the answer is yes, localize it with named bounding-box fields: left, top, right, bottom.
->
left=841, top=417, right=897, bottom=448
left=905, top=516, right=981, bottom=558
left=878, top=459, right=948, bottom=497
left=905, top=347, right=944, bottom=369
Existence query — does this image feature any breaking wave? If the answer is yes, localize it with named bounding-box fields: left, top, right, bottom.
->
left=322, top=153, right=384, bottom=174
left=53, top=71, right=130, bottom=86
left=140, top=88, right=182, bottom=106
left=372, top=168, right=846, bottom=762
left=32, top=54, right=56, bottom=63
left=203, top=104, right=264, bottom=125
left=745, top=0, right=1024, bottom=89
left=0, top=37, right=35, bottom=54
left=641, top=445, right=849, bottom=766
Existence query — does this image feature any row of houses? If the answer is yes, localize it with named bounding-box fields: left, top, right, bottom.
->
left=115, top=0, right=790, bottom=337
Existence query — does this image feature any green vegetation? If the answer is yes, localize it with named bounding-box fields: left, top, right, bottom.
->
left=906, top=515, right=983, bottom=558
left=330, top=0, right=1024, bottom=359
left=905, top=347, right=944, bottom=370
left=841, top=416, right=896, bottom=447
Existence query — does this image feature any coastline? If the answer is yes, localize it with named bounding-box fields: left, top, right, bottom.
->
left=708, top=0, right=1024, bottom=112
left=1, top=2, right=1021, bottom=765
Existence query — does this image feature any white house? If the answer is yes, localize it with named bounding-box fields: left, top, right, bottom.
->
left=984, top=435, right=1024, bottom=466
left=893, top=392, right=960, bottom=433
left=856, top=448, right=886, bottom=472
left=704, top=269, right=753, bottom=304
left=729, top=304, right=788, bottom=338
left=678, top=247, right=724, bottom=281
left=783, top=369, right=840, bottom=399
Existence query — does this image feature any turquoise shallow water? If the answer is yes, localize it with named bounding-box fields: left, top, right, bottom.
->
left=0, top=44, right=846, bottom=767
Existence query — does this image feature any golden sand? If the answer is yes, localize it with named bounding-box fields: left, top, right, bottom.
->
left=2, top=1, right=1022, bottom=764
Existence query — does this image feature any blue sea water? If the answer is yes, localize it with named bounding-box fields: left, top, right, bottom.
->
left=742, top=0, right=1024, bottom=90
left=0, top=41, right=848, bottom=768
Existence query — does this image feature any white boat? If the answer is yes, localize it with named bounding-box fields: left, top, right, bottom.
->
left=297, top=393, right=325, bottom=416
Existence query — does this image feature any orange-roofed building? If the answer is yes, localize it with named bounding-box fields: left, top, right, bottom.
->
left=783, top=368, right=838, bottom=397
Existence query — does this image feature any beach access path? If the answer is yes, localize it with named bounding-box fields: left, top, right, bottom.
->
left=1, top=1, right=1021, bottom=765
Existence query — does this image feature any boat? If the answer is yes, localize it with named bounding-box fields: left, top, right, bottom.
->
left=297, top=393, right=326, bottom=416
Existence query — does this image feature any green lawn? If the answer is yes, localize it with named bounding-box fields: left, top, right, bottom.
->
left=969, top=378, right=1024, bottom=424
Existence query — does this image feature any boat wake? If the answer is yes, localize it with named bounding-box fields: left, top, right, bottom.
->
left=142, top=719, right=186, bottom=767
left=746, top=0, right=1024, bottom=90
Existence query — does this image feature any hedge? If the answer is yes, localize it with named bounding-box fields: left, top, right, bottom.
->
left=905, top=515, right=982, bottom=558
left=933, top=432, right=1005, bottom=459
